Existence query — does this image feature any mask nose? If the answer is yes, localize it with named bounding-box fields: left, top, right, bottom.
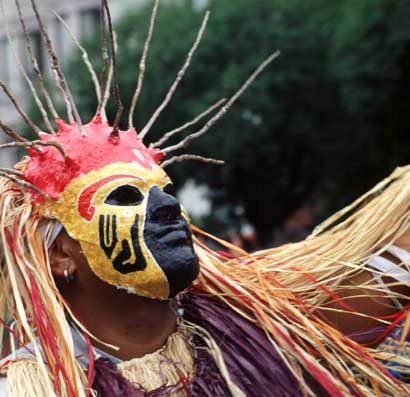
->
left=148, top=186, right=181, bottom=222
left=144, top=185, right=199, bottom=298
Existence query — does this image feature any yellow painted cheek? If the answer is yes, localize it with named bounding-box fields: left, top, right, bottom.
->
left=80, top=240, right=170, bottom=299
left=82, top=209, right=169, bottom=299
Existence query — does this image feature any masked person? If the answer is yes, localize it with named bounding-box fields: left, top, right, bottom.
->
left=1, top=1, right=410, bottom=396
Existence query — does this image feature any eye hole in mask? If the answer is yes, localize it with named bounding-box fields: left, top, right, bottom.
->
left=163, top=183, right=176, bottom=197
left=105, top=184, right=144, bottom=206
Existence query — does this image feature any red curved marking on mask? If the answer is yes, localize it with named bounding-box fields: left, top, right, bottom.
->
left=78, top=174, right=142, bottom=221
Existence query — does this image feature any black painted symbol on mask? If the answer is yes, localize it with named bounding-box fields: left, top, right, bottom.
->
left=99, top=214, right=147, bottom=274
left=99, top=214, right=118, bottom=258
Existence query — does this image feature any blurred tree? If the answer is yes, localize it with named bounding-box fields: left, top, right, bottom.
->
left=320, top=0, right=410, bottom=211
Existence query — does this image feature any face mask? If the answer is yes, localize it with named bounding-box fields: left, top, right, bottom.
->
left=26, top=118, right=199, bottom=299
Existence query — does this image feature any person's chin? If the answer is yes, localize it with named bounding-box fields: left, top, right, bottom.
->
left=159, top=238, right=199, bottom=297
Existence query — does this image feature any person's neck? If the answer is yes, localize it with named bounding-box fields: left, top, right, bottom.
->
left=61, top=282, right=178, bottom=361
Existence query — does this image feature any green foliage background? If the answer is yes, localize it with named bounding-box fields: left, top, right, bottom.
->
left=31, top=0, right=410, bottom=244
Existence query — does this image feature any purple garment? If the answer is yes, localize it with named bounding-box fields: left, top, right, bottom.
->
left=93, top=358, right=144, bottom=396
left=183, top=293, right=304, bottom=397
left=92, top=293, right=307, bottom=396
left=190, top=341, right=233, bottom=397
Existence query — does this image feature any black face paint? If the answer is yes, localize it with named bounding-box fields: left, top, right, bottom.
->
left=143, top=186, right=199, bottom=298
left=99, top=213, right=147, bottom=274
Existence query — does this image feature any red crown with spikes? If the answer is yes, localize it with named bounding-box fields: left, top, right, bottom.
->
left=22, top=115, right=164, bottom=203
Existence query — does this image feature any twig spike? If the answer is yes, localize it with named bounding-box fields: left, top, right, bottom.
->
left=138, top=11, right=210, bottom=140
left=0, top=171, right=50, bottom=200
left=161, top=154, right=224, bottom=168
left=0, top=120, right=28, bottom=143
left=162, top=51, right=281, bottom=155
left=0, top=168, right=23, bottom=177
left=14, top=0, right=59, bottom=121
left=29, top=0, right=83, bottom=132
left=98, top=0, right=110, bottom=114
left=0, top=140, right=66, bottom=159
left=1, top=0, right=54, bottom=133
left=101, top=57, right=114, bottom=115
left=102, top=0, right=123, bottom=137
left=52, top=10, right=102, bottom=105
left=151, top=98, right=226, bottom=148
left=0, top=81, right=41, bottom=134
left=128, top=0, right=160, bottom=129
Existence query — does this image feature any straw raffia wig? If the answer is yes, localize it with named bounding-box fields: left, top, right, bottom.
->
left=1, top=0, right=410, bottom=396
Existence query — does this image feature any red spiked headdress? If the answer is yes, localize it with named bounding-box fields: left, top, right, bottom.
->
left=23, top=115, right=163, bottom=203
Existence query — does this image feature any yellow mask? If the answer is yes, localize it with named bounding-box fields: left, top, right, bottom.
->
left=25, top=118, right=199, bottom=299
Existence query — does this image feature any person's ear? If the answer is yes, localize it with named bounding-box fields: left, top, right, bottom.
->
left=49, top=231, right=77, bottom=280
